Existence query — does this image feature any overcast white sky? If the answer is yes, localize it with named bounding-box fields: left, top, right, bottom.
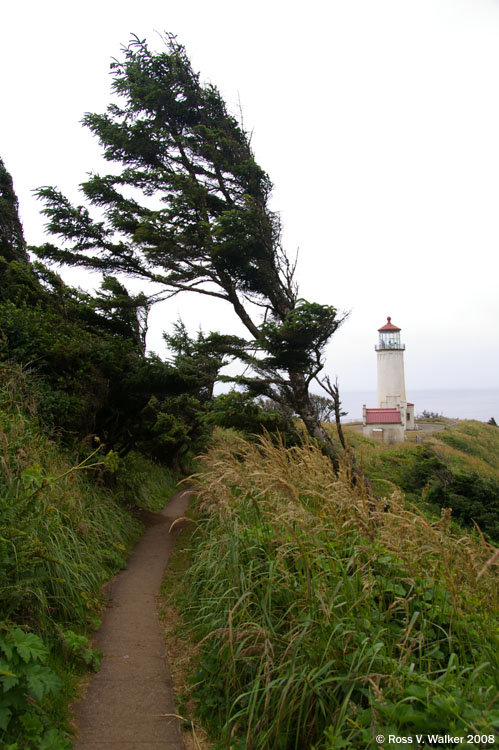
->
left=2, top=0, right=499, bottom=392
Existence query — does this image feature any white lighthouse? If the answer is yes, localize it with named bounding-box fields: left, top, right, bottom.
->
left=376, top=316, right=406, bottom=407
left=363, top=316, right=415, bottom=443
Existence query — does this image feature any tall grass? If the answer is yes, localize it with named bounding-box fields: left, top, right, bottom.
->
left=0, top=364, right=142, bottom=634
left=178, top=430, right=499, bottom=748
left=115, top=450, right=178, bottom=513
left=0, top=363, right=176, bottom=747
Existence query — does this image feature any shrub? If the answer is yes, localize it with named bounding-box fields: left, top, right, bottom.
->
left=426, top=470, right=499, bottom=543
left=206, top=391, right=284, bottom=435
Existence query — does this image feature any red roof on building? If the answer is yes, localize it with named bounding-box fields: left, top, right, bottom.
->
left=378, top=316, right=401, bottom=332
left=365, top=408, right=402, bottom=424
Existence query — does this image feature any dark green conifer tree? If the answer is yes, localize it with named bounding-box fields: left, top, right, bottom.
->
left=0, top=157, right=28, bottom=263
left=35, top=35, right=346, bottom=468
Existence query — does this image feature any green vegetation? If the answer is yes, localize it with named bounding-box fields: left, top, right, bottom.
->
left=0, top=367, right=183, bottom=749
left=0, top=157, right=27, bottom=263
left=0, top=159, right=181, bottom=747
left=437, top=421, right=499, bottom=472
left=2, top=33, right=498, bottom=750
left=33, top=34, right=349, bottom=470
left=0, top=255, right=226, bottom=467
left=0, top=362, right=179, bottom=747
left=172, top=431, right=498, bottom=749
left=0, top=144, right=309, bottom=745
left=206, top=392, right=286, bottom=436
left=339, top=421, right=499, bottom=543
left=344, top=420, right=499, bottom=478
left=0, top=365, right=137, bottom=747
left=0, top=627, right=69, bottom=749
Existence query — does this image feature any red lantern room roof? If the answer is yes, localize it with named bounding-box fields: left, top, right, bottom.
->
left=378, top=316, right=401, bottom=332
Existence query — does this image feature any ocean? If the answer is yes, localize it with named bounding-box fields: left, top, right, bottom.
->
left=339, top=389, right=499, bottom=423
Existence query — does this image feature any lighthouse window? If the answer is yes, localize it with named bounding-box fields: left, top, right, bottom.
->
left=379, top=331, right=401, bottom=349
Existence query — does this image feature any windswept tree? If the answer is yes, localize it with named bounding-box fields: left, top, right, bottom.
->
left=35, top=34, right=346, bottom=468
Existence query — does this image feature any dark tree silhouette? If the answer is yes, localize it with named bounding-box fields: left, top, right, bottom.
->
left=35, top=35, right=347, bottom=468
left=0, top=157, right=28, bottom=263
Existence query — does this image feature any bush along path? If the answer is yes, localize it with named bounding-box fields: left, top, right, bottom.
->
left=72, top=489, right=192, bottom=749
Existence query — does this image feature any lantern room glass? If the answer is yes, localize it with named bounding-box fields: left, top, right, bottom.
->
left=376, top=330, right=404, bottom=350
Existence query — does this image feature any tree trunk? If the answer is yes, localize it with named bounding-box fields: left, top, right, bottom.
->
left=289, top=372, right=378, bottom=504
left=289, top=372, right=341, bottom=472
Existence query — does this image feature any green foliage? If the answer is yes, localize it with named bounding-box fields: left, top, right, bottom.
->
left=32, top=37, right=346, bottom=464
left=128, top=321, right=236, bottom=468
left=260, top=301, right=342, bottom=372
left=439, top=432, right=482, bottom=456
left=206, top=391, right=284, bottom=434
left=0, top=257, right=216, bottom=462
left=0, top=257, right=44, bottom=305
left=114, top=451, right=178, bottom=512
left=426, top=470, right=499, bottom=543
left=310, top=393, right=337, bottom=423
left=61, top=630, right=102, bottom=671
left=173, top=434, right=499, bottom=748
left=365, top=441, right=499, bottom=543
left=90, top=275, right=150, bottom=354
left=396, top=445, right=450, bottom=492
left=0, top=364, right=142, bottom=631
left=163, top=322, right=240, bottom=400
left=0, top=365, right=148, bottom=745
left=0, top=157, right=28, bottom=263
left=0, top=627, right=71, bottom=748
left=137, top=392, right=208, bottom=470
left=0, top=256, right=165, bottom=447
left=0, top=297, right=116, bottom=434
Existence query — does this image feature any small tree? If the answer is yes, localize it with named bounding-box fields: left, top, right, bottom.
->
left=309, top=394, right=336, bottom=423
left=35, top=35, right=347, bottom=469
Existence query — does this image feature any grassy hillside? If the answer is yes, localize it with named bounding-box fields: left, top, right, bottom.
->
left=342, top=420, right=499, bottom=479
left=168, top=427, right=499, bottom=749
left=335, top=421, right=499, bottom=544
left=0, top=364, right=177, bottom=749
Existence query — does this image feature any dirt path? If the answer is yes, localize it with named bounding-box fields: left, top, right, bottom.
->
left=72, top=488, right=192, bottom=749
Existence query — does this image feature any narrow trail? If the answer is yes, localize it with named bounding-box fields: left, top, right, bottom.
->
left=73, top=488, right=192, bottom=749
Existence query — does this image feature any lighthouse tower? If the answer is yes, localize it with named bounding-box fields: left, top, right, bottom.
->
left=362, top=316, right=415, bottom=443
left=376, top=317, right=406, bottom=408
